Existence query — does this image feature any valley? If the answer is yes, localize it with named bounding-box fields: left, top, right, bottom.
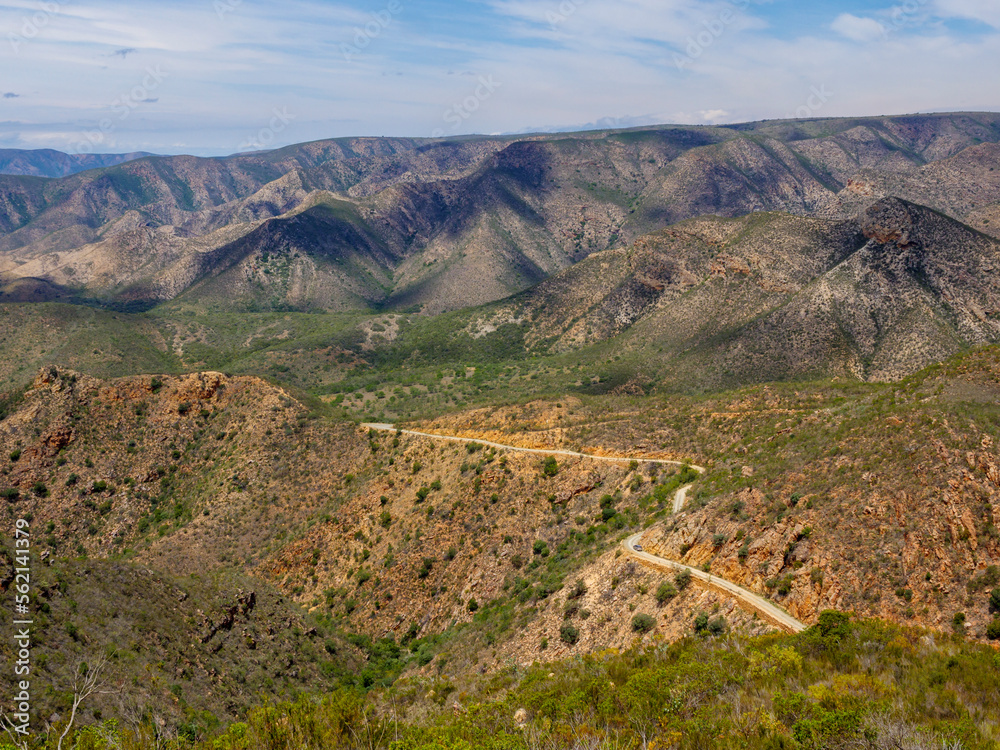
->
left=2, top=113, right=1000, bottom=749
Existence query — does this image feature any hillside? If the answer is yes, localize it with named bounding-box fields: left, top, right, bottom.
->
left=3, top=114, right=1000, bottom=315
left=476, top=197, right=1000, bottom=387
left=2, top=355, right=1000, bottom=745
left=4, top=352, right=1000, bottom=663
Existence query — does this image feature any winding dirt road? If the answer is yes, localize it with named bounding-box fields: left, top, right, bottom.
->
left=363, top=423, right=805, bottom=634
left=623, top=533, right=806, bottom=633
left=362, top=423, right=706, bottom=472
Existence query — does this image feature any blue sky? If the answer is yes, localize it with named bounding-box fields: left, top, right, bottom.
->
left=0, top=0, right=998, bottom=156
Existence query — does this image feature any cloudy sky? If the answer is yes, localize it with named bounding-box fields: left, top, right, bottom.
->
left=1, top=0, right=997, bottom=156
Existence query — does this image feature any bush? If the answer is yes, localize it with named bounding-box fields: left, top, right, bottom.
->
left=952, top=612, right=966, bottom=633
left=674, top=569, right=692, bottom=591
left=655, top=582, right=678, bottom=604
left=9, top=449, right=21, bottom=462
left=631, top=613, right=656, bottom=633
left=533, top=540, right=550, bottom=557
left=379, top=512, right=392, bottom=529
left=988, top=619, right=1000, bottom=641
left=1, top=488, right=19, bottom=502
left=418, top=558, right=434, bottom=579
left=567, top=579, right=587, bottom=600
left=990, top=588, right=1000, bottom=615
left=693, top=613, right=709, bottom=633
left=31, top=482, right=48, bottom=498
left=707, top=616, right=728, bottom=635
left=559, top=623, right=579, bottom=645
left=467, top=599, right=479, bottom=612
left=542, top=456, right=559, bottom=477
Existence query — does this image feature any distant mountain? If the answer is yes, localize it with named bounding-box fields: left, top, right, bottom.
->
left=0, top=148, right=154, bottom=177
left=2, top=113, right=1000, bottom=316
left=483, top=197, right=1000, bottom=386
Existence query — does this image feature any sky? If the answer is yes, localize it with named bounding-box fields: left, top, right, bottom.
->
left=0, top=0, right=998, bottom=156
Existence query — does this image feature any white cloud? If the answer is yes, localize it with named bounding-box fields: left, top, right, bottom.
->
left=699, top=109, right=730, bottom=123
left=0, top=0, right=998, bottom=154
left=933, top=0, right=1000, bottom=29
left=831, top=13, right=886, bottom=42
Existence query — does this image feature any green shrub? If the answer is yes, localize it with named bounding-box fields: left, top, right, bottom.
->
left=952, top=612, right=966, bottom=633
left=379, top=512, right=392, bottom=529
left=467, top=599, right=478, bottom=612
left=707, top=616, right=727, bottom=635
left=559, top=623, right=579, bottom=645
left=675, top=569, right=692, bottom=591
left=631, top=613, right=655, bottom=633
left=990, top=588, right=1000, bottom=615
left=988, top=619, right=1000, bottom=641
left=542, top=456, right=559, bottom=477
left=31, top=482, right=48, bottom=498
left=655, top=582, right=678, bottom=604
left=693, top=612, right=709, bottom=633
left=9, top=449, right=21, bottom=462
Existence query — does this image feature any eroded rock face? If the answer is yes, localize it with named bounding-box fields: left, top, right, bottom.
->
left=861, top=197, right=918, bottom=248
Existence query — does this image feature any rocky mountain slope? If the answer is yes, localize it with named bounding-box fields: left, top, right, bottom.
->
left=470, top=197, right=1000, bottom=387
left=4, top=353, right=1000, bottom=684
left=3, top=114, right=1000, bottom=315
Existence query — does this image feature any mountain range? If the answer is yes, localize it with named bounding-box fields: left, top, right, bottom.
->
left=3, top=113, right=1000, bottom=321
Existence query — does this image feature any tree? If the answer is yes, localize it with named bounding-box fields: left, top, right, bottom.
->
left=57, top=653, right=113, bottom=750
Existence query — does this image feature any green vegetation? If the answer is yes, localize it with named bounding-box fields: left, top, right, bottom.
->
left=17, top=614, right=999, bottom=749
